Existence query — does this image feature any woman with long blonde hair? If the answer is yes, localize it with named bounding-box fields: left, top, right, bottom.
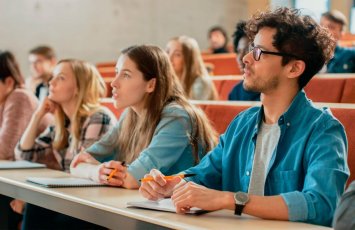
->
left=16, top=59, right=116, bottom=170
left=16, top=59, right=116, bottom=229
left=71, top=45, right=218, bottom=189
left=166, top=36, right=218, bottom=100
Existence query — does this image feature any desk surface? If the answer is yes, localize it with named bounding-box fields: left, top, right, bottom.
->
left=0, top=168, right=331, bottom=230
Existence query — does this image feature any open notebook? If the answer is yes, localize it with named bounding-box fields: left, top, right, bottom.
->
left=26, top=177, right=105, bottom=188
left=127, top=198, right=206, bottom=214
left=0, top=160, right=46, bottom=169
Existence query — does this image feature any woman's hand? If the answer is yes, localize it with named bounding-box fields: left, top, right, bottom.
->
left=97, top=160, right=126, bottom=187
left=70, top=150, right=100, bottom=168
left=34, top=97, right=57, bottom=119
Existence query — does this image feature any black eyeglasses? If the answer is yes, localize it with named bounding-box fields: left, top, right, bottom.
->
left=249, top=45, right=300, bottom=61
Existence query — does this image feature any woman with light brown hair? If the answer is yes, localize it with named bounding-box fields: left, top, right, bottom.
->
left=71, top=45, right=218, bottom=189
left=166, top=36, right=218, bottom=100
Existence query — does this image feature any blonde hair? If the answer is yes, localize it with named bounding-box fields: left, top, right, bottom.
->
left=170, top=36, right=218, bottom=100
left=52, top=59, right=106, bottom=151
left=116, top=45, right=218, bottom=164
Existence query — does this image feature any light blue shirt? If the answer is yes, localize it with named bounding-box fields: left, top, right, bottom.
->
left=86, top=103, right=205, bottom=182
left=184, top=90, right=349, bottom=226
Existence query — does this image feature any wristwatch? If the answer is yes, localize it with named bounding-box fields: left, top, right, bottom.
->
left=234, top=191, right=249, bottom=215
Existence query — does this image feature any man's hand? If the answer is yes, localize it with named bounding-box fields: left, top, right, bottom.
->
left=171, top=182, right=234, bottom=213
left=139, top=169, right=185, bottom=200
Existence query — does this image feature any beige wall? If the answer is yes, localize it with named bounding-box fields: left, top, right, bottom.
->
left=0, top=0, right=247, bottom=77
left=330, top=0, right=353, bottom=32
left=247, top=0, right=270, bottom=17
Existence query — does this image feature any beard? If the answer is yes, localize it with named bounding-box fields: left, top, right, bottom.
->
left=243, top=74, right=279, bottom=93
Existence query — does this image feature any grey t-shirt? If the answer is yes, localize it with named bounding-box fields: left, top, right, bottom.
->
left=248, top=121, right=281, bottom=195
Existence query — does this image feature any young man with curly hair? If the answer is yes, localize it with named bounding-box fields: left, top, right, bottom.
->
left=139, top=7, right=349, bottom=227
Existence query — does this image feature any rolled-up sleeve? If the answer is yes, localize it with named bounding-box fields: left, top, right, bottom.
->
left=281, top=119, right=349, bottom=226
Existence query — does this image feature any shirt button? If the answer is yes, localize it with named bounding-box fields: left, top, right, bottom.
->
left=246, top=171, right=250, bottom=176
left=287, top=122, right=290, bottom=127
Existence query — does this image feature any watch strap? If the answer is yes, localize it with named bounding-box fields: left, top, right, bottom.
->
left=234, top=203, right=245, bottom=215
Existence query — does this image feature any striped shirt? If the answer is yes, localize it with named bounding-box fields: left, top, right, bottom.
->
left=15, top=107, right=116, bottom=172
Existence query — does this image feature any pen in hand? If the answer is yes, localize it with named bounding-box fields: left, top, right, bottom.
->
left=106, top=161, right=126, bottom=182
left=139, top=173, right=196, bottom=182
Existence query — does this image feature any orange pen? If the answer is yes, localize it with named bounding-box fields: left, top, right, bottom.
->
left=139, top=173, right=196, bottom=182
left=107, top=161, right=126, bottom=182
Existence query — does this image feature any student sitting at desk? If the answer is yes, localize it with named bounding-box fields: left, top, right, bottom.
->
left=139, top=8, right=349, bottom=227
left=15, top=59, right=116, bottom=229
left=70, top=45, right=218, bottom=189
left=0, top=51, right=51, bottom=229
left=166, top=36, right=218, bottom=100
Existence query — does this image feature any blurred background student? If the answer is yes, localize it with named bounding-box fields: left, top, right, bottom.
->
left=206, top=26, right=232, bottom=54
left=27, top=45, right=57, bottom=101
left=320, top=10, right=355, bottom=73
left=228, top=21, right=260, bottom=101
left=0, top=50, right=50, bottom=230
left=166, top=36, right=218, bottom=100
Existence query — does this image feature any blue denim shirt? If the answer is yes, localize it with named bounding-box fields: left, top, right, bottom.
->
left=185, top=90, right=349, bottom=226
left=327, top=46, right=355, bottom=73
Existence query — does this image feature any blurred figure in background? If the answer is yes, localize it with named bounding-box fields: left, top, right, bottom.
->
left=228, top=21, right=260, bottom=101
left=206, top=26, right=232, bottom=54
left=28, top=45, right=57, bottom=101
left=166, top=36, right=218, bottom=100
left=0, top=50, right=49, bottom=230
left=320, top=10, right=355, bottom=73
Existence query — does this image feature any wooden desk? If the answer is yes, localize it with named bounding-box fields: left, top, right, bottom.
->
left=0, top=168, right=330, bottom=230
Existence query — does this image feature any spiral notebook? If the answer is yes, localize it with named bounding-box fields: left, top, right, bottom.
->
left=26, top=177, right=105, bottom=188
left=127, top=198, right=206, bottom=214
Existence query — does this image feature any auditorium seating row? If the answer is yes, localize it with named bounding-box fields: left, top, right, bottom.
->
left=212, top=74, right=355, bottom=103
left=96, top=53, right=242, bottom=76
left=103, top=74, right=355, bottom=103
left=101, top=98, right=355, bottom=187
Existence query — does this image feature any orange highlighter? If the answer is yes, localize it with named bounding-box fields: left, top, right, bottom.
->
left=139, top=173, right=196, bottom=182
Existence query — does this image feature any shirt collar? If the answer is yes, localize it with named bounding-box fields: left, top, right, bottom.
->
left=254, top=90, right=310, bottom=130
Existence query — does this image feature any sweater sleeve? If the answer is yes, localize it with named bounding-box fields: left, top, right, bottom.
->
left=0, top=91, right=37, bottom=160
left=128, top=106, right=193, bottom=182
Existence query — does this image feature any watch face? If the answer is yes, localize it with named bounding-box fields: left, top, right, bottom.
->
left=235, top=192, right=249, bottom=204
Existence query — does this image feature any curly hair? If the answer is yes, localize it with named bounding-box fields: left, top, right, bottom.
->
left=232, top=21, right=247, bottom=52
left=246, top=7, right=336, bottom=89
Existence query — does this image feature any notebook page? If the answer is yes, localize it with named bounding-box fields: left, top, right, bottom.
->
left=127, top=198, right=204, bottom=214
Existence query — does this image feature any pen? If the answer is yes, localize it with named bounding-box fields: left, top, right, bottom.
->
left=107, top=161, right=126, bottom=182
left=139, top=173, right=196, bottom=182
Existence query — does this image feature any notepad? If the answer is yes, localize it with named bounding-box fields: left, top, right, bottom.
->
left=127, top=198, right=205, bottom=214
left=0, top=160, right=46, bottom=169
left=26, top=177, right=105, bottom=188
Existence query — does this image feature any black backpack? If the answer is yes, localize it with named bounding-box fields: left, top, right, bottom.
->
left=333, top=181, right=355, bottom=230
